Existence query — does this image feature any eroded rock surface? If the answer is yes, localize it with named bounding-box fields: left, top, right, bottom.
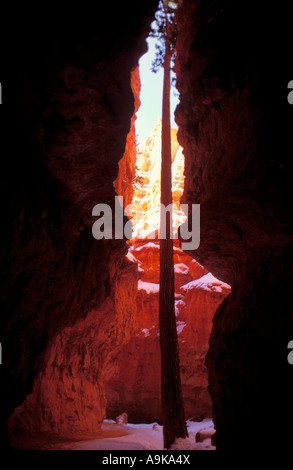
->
left=104, top=241, right=230, bottom=423
left=176, top=0, right=293, bottom=450
left=0, top=2, right=158, bottom=447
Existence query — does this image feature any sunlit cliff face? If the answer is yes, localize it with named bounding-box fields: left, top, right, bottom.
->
left=131, top=120, right=186, bottom=240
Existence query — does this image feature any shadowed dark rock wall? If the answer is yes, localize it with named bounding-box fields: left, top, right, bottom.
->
left=0, top=2, right=158, bottom=447
left=176, top=0, right=293, bottom=450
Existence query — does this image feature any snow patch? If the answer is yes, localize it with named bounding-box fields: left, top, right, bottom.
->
left=181, top=272, right=231, bottom=294
left=186, top=418, right=213, bottom=433
left=171, top=419, right=215, bottom=451
left=174, top=263, right=189, bottom=275
left=141, top=328, right=150, bottom=337
left=126, top=251, right=137, bottom=263
left=175, top=299, right=186, bottom=317
left=137, top=326, right=156, bottom=337
left=124, top=422, right=160, bottom=430
left=132, top=242, right=182, bottom=254
left=176, top=321, right=186, bottom=334
left=171, top=437, right=213, bottom=450
left=191, top=258, right=205, bottom=269
left=134, top=242, right=159, bottom=252
left=126, top=250, right=144, bottom=273
left=138, top=280, right=160, bottom=294
left=175, top=293, right=184, bottom=300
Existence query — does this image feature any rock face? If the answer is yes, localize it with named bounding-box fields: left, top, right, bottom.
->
left=0, top=2, right=158, bottom=448
left=104, top=241, right=230, bottom=423
left=114, top=66, right=141, bottom=208
left=131, top=122, right=186, bottom=239
left=175, top=0, right=293, bottom=450
left=8, top=257, right=139, bottom=439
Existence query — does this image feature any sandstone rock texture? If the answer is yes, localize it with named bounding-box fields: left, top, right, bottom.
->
left=114, top=66, right=141, bottom=208
left=131, top=121, right=185, bottom=239
left=176, top=0, right=293, bottom=450
left=0, top=2, right=158, bottom=447
left=104, top=241, right=230, bottom=423
left=8, top=256, right=139, bottom=439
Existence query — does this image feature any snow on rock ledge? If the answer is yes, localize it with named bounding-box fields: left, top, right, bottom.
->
left=138, top=280, right=160, bottom=295
left=181, top=273, right=231, bottom=295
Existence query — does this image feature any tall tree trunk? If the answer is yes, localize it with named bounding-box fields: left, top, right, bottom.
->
left=159, top=3, right=188, bottom=449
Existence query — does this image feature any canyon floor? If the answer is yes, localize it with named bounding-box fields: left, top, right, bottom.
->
left=11, top=419, right=215, bottom=450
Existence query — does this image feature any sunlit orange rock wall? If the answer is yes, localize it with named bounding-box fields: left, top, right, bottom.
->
left=114, top=66, right=141, bottom=208
left=8, top=258, right=139, bottom=439
left=104, top=241, right=230, bottom=423
left=131, top=122, right=186, bottom=239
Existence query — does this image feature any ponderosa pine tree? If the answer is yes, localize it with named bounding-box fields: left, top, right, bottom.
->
left=151, top=0, right=188, bottom=449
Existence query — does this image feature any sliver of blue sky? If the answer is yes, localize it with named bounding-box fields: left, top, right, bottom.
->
left=135, top=35, right=179, bottom=147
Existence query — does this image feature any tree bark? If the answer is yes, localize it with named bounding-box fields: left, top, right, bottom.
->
left=159, top=2, right=188, bottom=449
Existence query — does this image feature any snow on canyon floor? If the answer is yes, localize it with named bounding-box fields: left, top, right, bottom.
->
left=12, top=418, right=215, bottom=450
left=57, top=419, right=215, bottom=450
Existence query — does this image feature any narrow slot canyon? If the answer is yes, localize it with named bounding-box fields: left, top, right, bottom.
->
left=105, top=115, right=231, bottom=429
left=1, top=0, right=293, bottom=453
